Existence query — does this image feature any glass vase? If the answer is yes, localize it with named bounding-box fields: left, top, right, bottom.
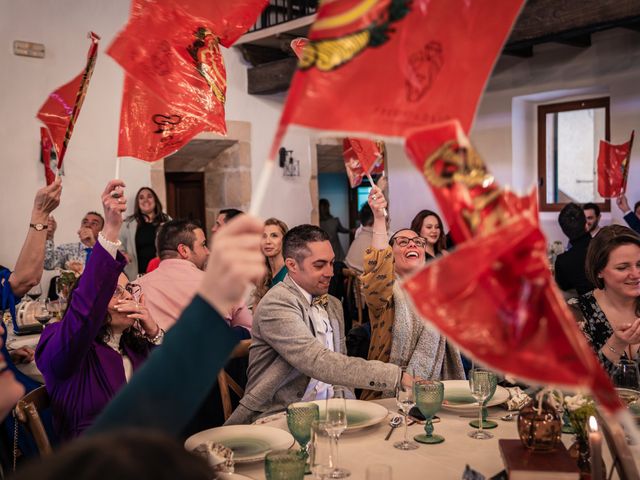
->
left=517, top=399, right=562, bottom=451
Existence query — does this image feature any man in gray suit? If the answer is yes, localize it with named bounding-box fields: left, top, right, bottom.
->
left=226, top=225, right=407, bottom=425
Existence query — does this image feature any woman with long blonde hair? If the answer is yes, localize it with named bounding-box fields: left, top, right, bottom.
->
left=253, top=218, right=289, bottom=307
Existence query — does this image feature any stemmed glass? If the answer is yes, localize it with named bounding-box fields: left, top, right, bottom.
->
left=287, top=402, right=319, bottom=473
left=325, top=388, right=350, bottom=478
left=613, top=358, right=640, bottom=390
left=310, top=420, right=333, bottom=479
left=468, top=369, right=497, bottom=440
left=394, top=367, right=418, bottom=450
left=33, top=299, right=52, bottom=327
left=55, top=276, right=70, bottom=300
left=413, top=380, right=445, bottom=444
left=25, top=284, right=42, bottom=301
left=469, top=370, right=498, bottom=430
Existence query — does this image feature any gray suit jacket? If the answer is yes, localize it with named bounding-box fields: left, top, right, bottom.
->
left=226, top=275, right=401, bottom=425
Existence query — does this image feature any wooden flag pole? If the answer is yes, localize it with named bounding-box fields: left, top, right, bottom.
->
left=366, top=171, right=388, bottom=217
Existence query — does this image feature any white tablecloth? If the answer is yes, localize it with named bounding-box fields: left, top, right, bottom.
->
left=233, top=398, right=637, bottom=480
left=5, top=325, right=43, bottom=384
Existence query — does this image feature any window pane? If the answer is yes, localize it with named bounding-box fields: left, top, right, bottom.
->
left=544, top=107, right=606, bottom=204
left=357, top=186, right=371, bottom=212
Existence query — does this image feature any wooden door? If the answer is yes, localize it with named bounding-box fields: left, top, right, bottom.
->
left=165, top=172, right=205, bottom=225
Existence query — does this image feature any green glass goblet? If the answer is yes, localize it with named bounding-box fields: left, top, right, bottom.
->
left=286, top=402, right=319, bottom=473
left=413, top=380, right=445, bottom=444
left=468, top=369, right=498, bottom=430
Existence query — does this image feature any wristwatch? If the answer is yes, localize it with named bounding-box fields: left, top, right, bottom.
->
left=29, top=223, right=48, bottom=231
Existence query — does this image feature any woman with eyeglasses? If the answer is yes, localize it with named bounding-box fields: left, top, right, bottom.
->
left=35, top=180, right=163, bottom=441
left=360, top=186, right=464, bottom=400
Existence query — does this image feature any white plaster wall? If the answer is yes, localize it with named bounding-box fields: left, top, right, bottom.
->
left=0, top=0, right=150, bottom=268
left=0, top=0, right=315, bottom=268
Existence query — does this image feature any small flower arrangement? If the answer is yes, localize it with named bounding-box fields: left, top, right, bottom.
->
left=563, top=393, right=596, bottom=440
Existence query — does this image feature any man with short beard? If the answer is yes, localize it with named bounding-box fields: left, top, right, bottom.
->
left=226, top=224, right=410, bottom=425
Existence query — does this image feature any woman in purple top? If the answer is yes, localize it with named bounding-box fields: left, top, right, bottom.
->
left=35, top=180, right=163, bottom=440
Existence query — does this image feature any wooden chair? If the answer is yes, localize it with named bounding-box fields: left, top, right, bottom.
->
left=342, top=268, right=364, bottom=326
left=13, top=386, right=53, bottom=457
left=218, top=339, right=251, bottom=421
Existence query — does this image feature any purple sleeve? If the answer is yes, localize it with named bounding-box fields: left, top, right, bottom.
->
left=36, top=242, right=127, bottom=380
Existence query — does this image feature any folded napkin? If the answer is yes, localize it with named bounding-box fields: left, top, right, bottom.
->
left=504, top=387, right=530, bottom=411
left=192, top=441, right=234, bottom=474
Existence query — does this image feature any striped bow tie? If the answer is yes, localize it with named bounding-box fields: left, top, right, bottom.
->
left=311, top=294, right=329, bottom=308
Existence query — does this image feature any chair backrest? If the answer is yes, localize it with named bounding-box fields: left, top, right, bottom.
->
left=218, top=339, right=250, bottom=421
left=14, top=386, right=52, bottom=456
left=342, top=268, right=363, bottom=326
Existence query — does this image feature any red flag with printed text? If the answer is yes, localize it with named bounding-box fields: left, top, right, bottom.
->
left=401, top=121, right=623, bottom=414
left=597, top=131, right=634, bottom=198
left=111, top=0, right=266, bottom=161
left=274, top=0, right=525, bottom=152
left=37, top=32, right=100, bottom=166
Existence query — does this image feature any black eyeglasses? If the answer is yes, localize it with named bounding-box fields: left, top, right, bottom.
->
left=392, top=236, right=427, bottom=248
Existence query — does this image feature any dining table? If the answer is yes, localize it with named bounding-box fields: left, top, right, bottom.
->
left=4, top=320, right=44, bottom=384
left=229, top=397, right=639, bottom=480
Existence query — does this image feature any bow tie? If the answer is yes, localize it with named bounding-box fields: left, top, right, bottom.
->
left=311, top=294, right=329, bottom=309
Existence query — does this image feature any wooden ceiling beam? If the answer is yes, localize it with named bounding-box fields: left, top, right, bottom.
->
left=247, top=57, right=298, bottom=95
left=508, top=0, right=640, bottom=44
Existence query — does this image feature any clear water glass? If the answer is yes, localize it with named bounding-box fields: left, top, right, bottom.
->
left=310, top=420, right=333, bottom=479
left=394, top=367, right=418, bottom=450
left=468, top=369, right=497, bottom=440
left=325, top=388, right=350, bottom=478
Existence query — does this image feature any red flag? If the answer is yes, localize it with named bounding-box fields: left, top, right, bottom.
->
left=111, top=0, right=266, bottom=161
left=342, top=138, right=384, bottom=187
left=108, top=1, right=227, bottom=128
left=275, top=0, right=524, bottom=149
left=37, top=32, right=100, bottom=166
left=174, top=0, right=268, bottom=48
left=118, top=77, right=218, bottom=161
left=597, top=131, right=635, bottom=198
left=40, top=128, right=57, bottom=185
left=403, top=122, right=623, bottom=414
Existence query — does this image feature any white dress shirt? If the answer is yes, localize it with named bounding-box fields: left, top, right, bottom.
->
left=290, top=278, right=335, bottom=401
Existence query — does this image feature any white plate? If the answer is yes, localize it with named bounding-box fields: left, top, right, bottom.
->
left=311, top=399, right=389, bottom=431
left=255, top=400, right=389, bottom=433
left=185, top=425, right=294, bottom=463
left=441, top=380, right=509, bottom=412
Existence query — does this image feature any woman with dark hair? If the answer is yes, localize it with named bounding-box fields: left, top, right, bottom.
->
left=410, top=209, right=447, bottom=260
left=36, top=180, right=164, bottom=440
left=361, top=186, right=464, bottom=400
left=569, top=224, right=640, bottom=376
left=120, top=187, right=170, bottom=279
left=253, top=218, right=289, bottom=307
left=319, top=198, right=350, bottom=261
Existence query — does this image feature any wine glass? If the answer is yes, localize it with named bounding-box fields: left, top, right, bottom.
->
left=33, top=299, right=52, bottom=327
left=25, top=284, right=42, bottom=301
left=394, top=367, right=419, bottom=450
left=469, top=370, right=498, bottom=430
left=413, top=380, right=445, bottom=444
left=325, top=388, right=350, bottom=478
left=310, top=420, right=333, bottom=480
left=613, top=358, right=640, bottom=390
left=56, top=276, right=70, bottom=300
left=468, top=369, right=497, bottom=440
left=287, top=402, right=319, bottom=473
